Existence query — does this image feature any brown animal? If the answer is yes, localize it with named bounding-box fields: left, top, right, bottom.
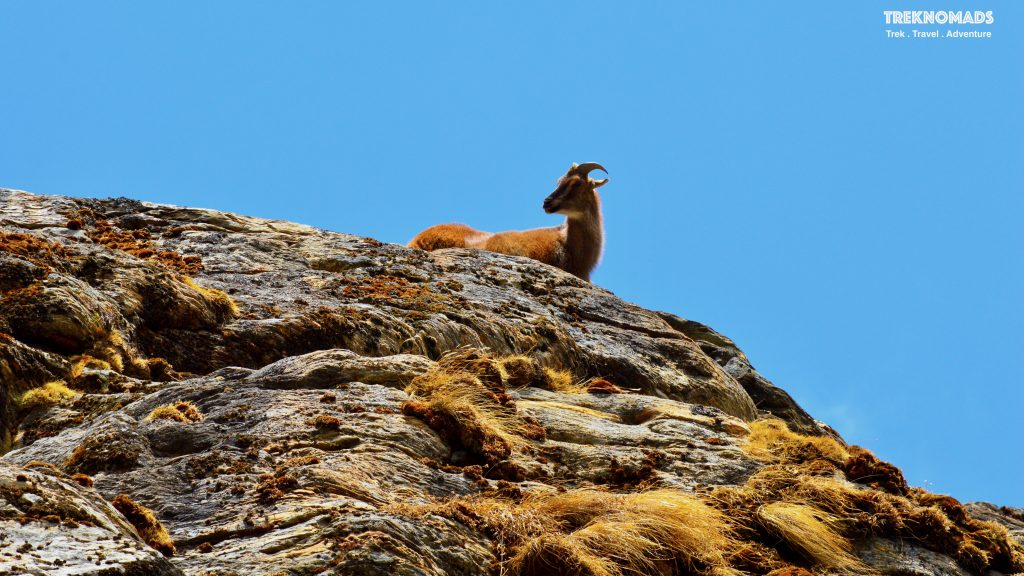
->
left=408, top=163, right=609, bottom=281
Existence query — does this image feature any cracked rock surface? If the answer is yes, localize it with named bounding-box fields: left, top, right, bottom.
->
left=1, top=189, right=1019, bottom=575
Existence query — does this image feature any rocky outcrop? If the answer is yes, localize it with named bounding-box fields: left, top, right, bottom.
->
left=1, top=189, right=1020, bottom=576
left=0, top=460, right=181, bottom=575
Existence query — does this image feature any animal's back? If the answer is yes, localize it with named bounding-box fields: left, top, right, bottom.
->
left=481, top=226, right=564, bottom=265
left=408, top=223, right=489, bottom=251
left=407, top=162, right=607, bottom=281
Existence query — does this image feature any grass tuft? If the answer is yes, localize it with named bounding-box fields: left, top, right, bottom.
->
left=711, top=418, right=1024, bottom=575
left=403, top=370, right=538, bottom=478
left=543, top=368, right=584, bottom=393
left=69, top=355, right=113, bottom=381
left=494, top=353, right=583, bottom=393
left=756, top=502, right=863, bottom=571
left=111, top=494, right=176, bottom=556
left=146, top=401, right=203, bottom=423
left=183, top=276, right=239, bottom=320
left=18, top=381, right=78, bottom=412
left=403, top=348, right=552, bottom=479
left=743, top=419, right=849, bottom=465
left=393, top=415, right=1024, bottom=575
left=397, top=488, right=738, bottom=576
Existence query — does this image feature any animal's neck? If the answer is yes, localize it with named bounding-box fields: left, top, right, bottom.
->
left=563, top=201, right=603, bottom=281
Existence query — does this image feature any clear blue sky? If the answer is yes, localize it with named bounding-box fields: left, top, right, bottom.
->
left=2, top=2, right=1021, bottom=506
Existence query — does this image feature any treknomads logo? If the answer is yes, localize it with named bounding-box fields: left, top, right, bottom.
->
left=883, top=10, right=995, bottom=39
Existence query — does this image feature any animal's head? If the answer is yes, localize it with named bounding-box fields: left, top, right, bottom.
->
left=543, top=162, right=609, bottom=216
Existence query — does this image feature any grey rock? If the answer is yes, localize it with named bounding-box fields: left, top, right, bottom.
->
left=0, top=460, right=182, bottom=576
left=5, top=189, right=1008, bottom=576
left=658, top=312, right=824, bottom=435
left=857, top=538, right=971, bottom=576
left=965, top=502, right=1024, bottom=545
left=0, top=188, right=760, bottom=421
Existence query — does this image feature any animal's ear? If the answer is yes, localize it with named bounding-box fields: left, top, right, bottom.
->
left=593, top=178, right=609, bottom=189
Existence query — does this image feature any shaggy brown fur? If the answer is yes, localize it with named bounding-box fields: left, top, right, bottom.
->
left=409, top=163, right=609, bottom=281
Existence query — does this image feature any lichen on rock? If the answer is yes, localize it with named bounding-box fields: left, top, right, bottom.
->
left=1, top=188, right=1020, bottom=576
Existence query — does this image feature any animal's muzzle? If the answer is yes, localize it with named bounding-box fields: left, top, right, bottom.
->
left=543, top=198, right=558, bottom=214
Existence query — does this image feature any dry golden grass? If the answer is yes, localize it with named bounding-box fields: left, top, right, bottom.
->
left=519, top=400, right=620, bottom=422
left=405, top=363, right=491, bottom=398
left=105, top=350, right=125, bottom=372
left=540, top=367, right=589, bottom=394
left=111, top=494, right=176, bottom=556
left=18, top=381, right=78, bottom=411
left=146, top=401, right=203, bottom=423
left=66, top=331, right=136, bottom=381
left=404, top=349, right=553, bottom=461
left=522, top=489, right=738, bottom=576
left=509, top=532, right=624, bottom=576
left=68, top=355, right=113, bottom=380
left=427, top=347, right=506, bottom=388
left=130, top=357, right=178, bottom=381
left=497, top=355, right=587, bottom=393
left=743, top=419, right=849, bottom=464
left=396, top=429, right=1024, bottom=576
left=404, top=371, right=533, bottom=456
left=107, top=329, right=127, bottom=349
left=765, top=568, right=815, bottom=576
left=756, top=502, right=863, bottom=572
left=712, top=419, right=1024, bottom=575
left=182, top=276, right=239, bottom=318
left=397, top=398, right=1024, bottom=576
left=398, top=488, right=738, bottom=576
left=433, top=347, right=585, bottom=394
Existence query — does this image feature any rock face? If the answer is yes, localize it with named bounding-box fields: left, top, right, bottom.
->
left=0, top=460, right=181, bottom=575
left=1, top=189, right=1020, bottom=576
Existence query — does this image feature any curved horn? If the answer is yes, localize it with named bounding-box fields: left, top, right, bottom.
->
left=574, top=162, right=607, bottom=177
